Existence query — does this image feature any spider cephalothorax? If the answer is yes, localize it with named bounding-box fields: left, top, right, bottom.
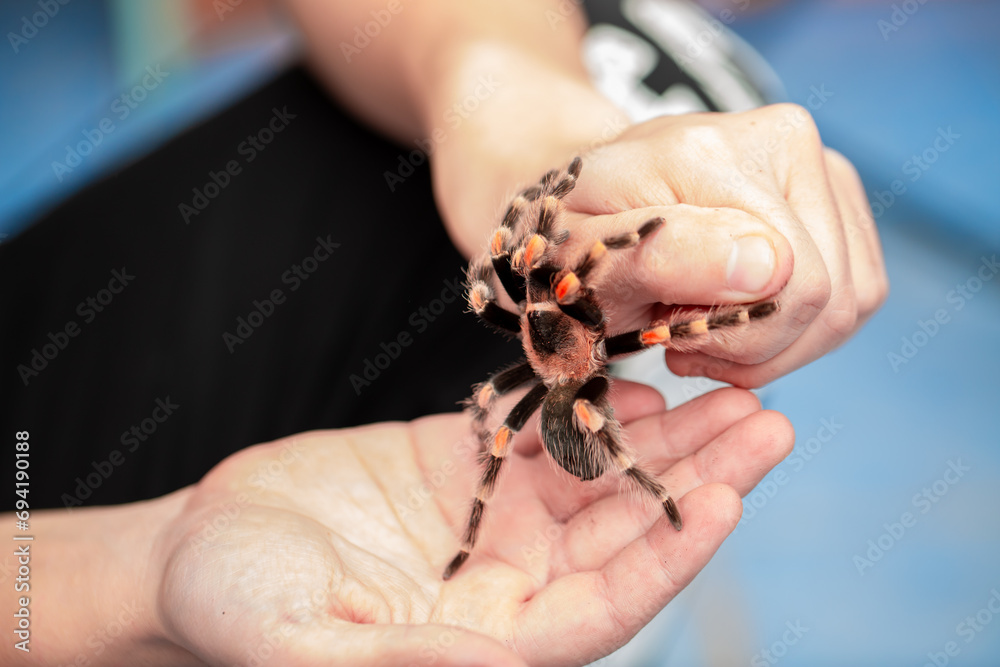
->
left=443, top=157, right=778, bottom=579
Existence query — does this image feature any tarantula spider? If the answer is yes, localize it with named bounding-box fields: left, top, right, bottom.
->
left=443, top=157, right=778, bottom=580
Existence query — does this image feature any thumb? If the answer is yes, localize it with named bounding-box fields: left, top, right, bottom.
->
left=572, top=204, right=792, bottom=306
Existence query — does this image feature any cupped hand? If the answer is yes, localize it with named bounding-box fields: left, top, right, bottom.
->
left=155, top=382, right=792, bottom=666
left=524, top=106, right=888, bottom=388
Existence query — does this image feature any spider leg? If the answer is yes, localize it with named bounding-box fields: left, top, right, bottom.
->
left=554, top=216, right=665, bottom=304
left=603, top=301, right=779, bottom=357
left=501, top=179, right=545, bottom=229
left=509, top=158, right=583, bottom=272
left=511, top=195, right=571, bottom=272
left=571, top=376, right=683, bottom=531
left=551, top=156, right=582, bottom=198
left=538, top=216, right=664, bottom=330
left=469, top=157, right=587, bottom=335
left=487, top=226, right=526, bottom=303
left=556, top=294, right=605, bottom=328
left=444, top=382, right=549, bottom=580
left=464, top=360, right=538, bottom=428
left=503, top=157, right=581, bottom=229
left=466, top=259, right=522, bottom=335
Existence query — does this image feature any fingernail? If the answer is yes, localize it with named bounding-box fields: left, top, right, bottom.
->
left=727, top=236, right=775, bottom=294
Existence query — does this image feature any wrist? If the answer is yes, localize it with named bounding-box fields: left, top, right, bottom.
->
left=415, top=41, right=629, bottom=256
left=3, top=489, right=199, bottom=666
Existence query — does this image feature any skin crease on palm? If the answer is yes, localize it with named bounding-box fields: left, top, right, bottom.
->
left=155, top=383, right=793, bottom=667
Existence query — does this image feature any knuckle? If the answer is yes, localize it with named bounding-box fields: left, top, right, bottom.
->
left=666, top=123, right=731, bottom=157
left=856, top=271, right=890, bottom=316
left=823, top=147, right=856, bottom=176
left=768, top=102, right=816, bottom=128
left=757, top=102, right=822, bottom=147
left=823, top=296, right=859, bottom=338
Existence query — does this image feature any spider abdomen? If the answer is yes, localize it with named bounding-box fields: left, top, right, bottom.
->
left=540, top=381, right=609, bottom=481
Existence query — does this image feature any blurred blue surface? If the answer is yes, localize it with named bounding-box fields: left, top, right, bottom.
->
left=1, top=1, right=997, bottom=665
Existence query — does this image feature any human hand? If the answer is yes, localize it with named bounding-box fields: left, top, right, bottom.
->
left=154, top=382, right=791, bottom=666
left=516, top=106, right=888, bottom=388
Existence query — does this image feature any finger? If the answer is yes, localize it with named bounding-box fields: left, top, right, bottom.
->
left=606, top=379, right=668, bottom=423
left=528, top=386, right=760, bottom=519
left=285, top=621, right=529, bottom=667
left=660, top=408, right=795, bottom=497
left=554, top=408, right=792, bottom=573
left=559, top=204, right=792, bottom=320
left=623, top=386, right=762, bottom=468
left=515, top=484, right=741, bottom=667
left=766, top=112, right=858, bottom=348
left=824, top=148, right=890, bottom=324
left=665, top=110, right=861, bottom=385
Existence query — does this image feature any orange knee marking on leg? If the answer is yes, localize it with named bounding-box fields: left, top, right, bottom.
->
left=468, top=285, right=488, bottom=312
left=490, top=229, right=507, bottom=256
left=738, top=309, right=750, bottom=324
left=540, top=195, right=560, bottom=220
left=491, top=426, right=513, bottom=457
left=641, top=325, right=671, bottom=345
left=477, top=384, right=495, bottom=410
left=589, top=241, right=607, bottom=263
left=573, top=399, right=605, bottom=433
left=511, top=248, right=525, bottom=270
left=616, top=451, right=636, bottom=471
left=525, top=234, right=547, bottom=268
left=689, top=318, right=709, bottom=335
left=555, top=272, right=581, bottom=303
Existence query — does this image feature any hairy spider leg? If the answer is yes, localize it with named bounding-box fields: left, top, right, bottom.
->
left=512, top=195, right=570, bottom=272
left=603, top=301, right=779, bottom=357
left=484, top=159, right=584, bottom=310
left=545, top=216, right=667, bottom=328
left=554, top=216, right=666, bottom=305
left=509, top=158, right=582, bottom=272
left=464, top=360, right=538, bottom=428
left=503, top=157, right=580, bottom=230
left=500, top=180, right=544, bottom=229
left=572, top=376, right=683, bottom=531
left=491, top=239, right=526, bottom=304
left=466, top=259, right=522, bottom=335
left=444, top=382, right=550, bottom=580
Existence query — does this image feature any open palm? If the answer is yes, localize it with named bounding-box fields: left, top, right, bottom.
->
left=156, top=383, right=792, bottom=666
